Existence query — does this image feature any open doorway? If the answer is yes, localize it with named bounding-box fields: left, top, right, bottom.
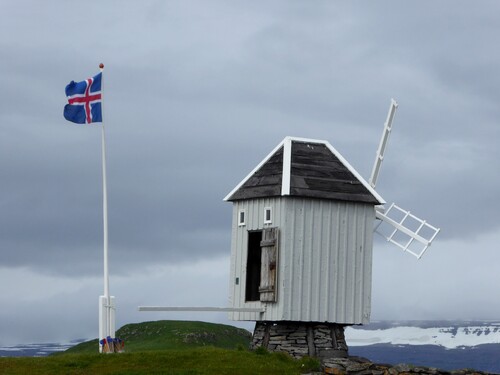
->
left=245, top=231, right=262, bottom=301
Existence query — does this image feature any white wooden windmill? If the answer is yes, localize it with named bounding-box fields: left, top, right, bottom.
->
left=221, top=99, right=440, bottom=359
left=139, top=99, right=439, bottom=360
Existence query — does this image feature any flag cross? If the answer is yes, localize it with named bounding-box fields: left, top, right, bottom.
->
left=67, top=77, right=102, bottom=124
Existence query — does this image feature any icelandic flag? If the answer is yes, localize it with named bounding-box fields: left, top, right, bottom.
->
left=64, top=72, right=102, bottom=124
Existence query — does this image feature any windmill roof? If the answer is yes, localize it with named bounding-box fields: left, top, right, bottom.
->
left=224, top=136, right=384, bottom=204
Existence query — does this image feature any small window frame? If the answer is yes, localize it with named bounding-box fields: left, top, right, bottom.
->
left=264, top=207, right=272, bottom=225
left=238, top=209, right=246, bottom=226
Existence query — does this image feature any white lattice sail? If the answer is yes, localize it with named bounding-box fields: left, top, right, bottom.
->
left=374, top=203, right=440, bottom=259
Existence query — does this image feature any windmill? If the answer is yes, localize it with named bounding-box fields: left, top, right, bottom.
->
left=221, top=98, right=440, bottom=360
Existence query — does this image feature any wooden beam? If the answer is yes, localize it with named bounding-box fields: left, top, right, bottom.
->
left=138, top=306, right=266, bottom=313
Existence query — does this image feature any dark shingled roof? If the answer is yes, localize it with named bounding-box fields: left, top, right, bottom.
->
left=226, top=146, right=284, bottom=201
left=225, top=138, right=383, bottom=204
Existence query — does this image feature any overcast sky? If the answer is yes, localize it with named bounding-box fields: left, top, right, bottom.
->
left=1, top=1, right=499, bottom=346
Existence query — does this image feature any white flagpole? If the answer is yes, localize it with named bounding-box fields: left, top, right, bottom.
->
left=98, top=63, right=115, bottom=352
left=100, top=63, right=109, bottom=299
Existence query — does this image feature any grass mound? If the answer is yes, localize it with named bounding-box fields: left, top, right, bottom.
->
left=64, top=320, right=252, bottom=354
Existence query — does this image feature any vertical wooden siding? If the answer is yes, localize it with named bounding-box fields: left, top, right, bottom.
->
left=282, top=198, right=374, bottom=324
left=229, top=198, right=285, bottom=322
left=229, top=197, right=374, bottom=324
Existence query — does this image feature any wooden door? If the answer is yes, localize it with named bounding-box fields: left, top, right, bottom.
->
left=259, top=227, right=278, bottom=302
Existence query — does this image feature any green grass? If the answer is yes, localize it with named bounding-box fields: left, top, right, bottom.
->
left=64, top=320, right=252, bottom=354
left=0, top=321, right=320, bottom=374
left=0, top=347, right=320, bottom=374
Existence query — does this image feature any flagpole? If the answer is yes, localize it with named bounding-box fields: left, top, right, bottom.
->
left=99, top=63, right=114, bottom=349
left=99, top=64, right=109, bottom=297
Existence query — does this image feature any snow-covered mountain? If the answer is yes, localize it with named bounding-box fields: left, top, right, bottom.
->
left=345, top=321, right=500, bottom=349
left=0, top=342, right=76, bottom=357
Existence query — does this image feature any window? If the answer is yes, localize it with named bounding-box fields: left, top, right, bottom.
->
left=264, top=207, right=272, bottom=224
left=238, top=210, right=245, bottom=226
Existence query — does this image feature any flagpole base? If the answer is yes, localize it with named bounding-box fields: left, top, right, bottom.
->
left=98, top=296, right=116, bottom=353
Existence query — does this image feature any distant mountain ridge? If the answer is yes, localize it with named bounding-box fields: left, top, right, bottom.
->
left=344, top=321, right=500, bottom=373
left=345, top=320, right=500, bottom=349
left=0, top=342, right=76, bottom=357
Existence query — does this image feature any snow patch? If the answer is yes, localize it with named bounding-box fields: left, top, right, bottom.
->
left=345, top=325, right=500, bottom=349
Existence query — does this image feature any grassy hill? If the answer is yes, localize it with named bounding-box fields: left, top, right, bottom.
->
left=0, top=321, right=320, bottom=374
left=64, top=320, right=252, bottom=354
left=0, top=347, right=319, bottom=374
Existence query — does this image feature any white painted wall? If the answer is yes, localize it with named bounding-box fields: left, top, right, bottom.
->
left=228, top=197, right=375, bottom=324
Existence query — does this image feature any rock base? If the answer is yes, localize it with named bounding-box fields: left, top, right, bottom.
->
left=250, top=321, right=348, bottom=360
left=321, top=356, right=492, bottom=375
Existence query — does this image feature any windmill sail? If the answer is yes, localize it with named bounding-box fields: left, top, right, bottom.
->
left=369, top=99, right=398, bottom=189
left=374, top=203, right=440, bottom=259
left=369, top=99, right=440, bottom=259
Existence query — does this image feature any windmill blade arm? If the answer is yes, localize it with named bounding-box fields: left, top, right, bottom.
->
left=375, top=209, right=430, bottom=245
left=369, top=99, right=398, bottom=189
left=375, top=204, right=440, bottom=259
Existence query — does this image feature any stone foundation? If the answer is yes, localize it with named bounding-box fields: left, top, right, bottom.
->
left=250, top=321, right=348, bottom=360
